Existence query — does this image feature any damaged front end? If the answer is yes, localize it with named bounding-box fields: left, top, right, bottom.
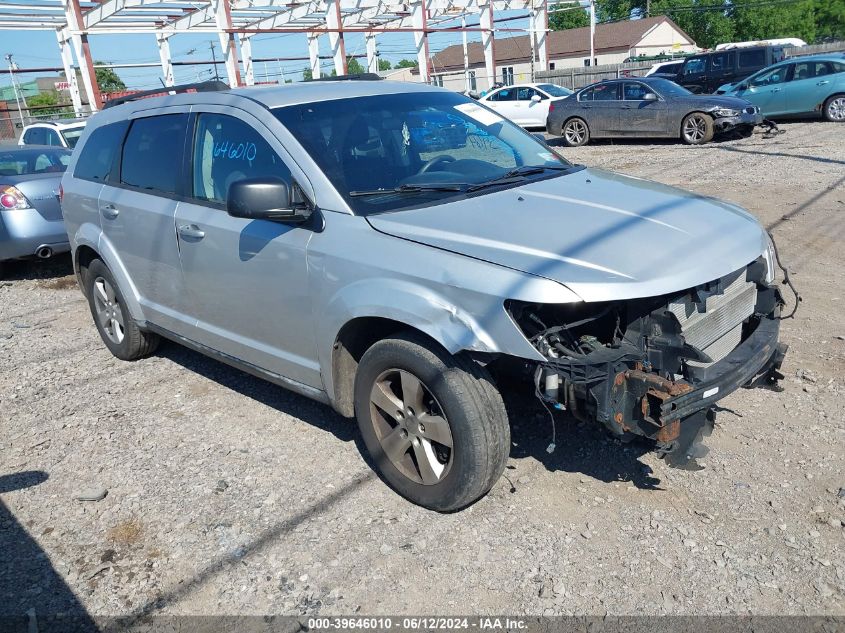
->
left=507, top=255, right=790, bottom=469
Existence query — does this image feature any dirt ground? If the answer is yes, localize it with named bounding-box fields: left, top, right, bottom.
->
left=1, top=121, right=843, bottom=621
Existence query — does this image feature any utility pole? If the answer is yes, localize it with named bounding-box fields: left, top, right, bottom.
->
left=646, top=0, right=651, bottom=18
left=210, top=40, right=220, bottom=81
left=462, top=15, right=470, bottom=92
left=5, top=53, right=27, bottom=126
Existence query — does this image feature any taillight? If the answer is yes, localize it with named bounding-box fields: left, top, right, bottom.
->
left=549, top=102, right=555, bottom=113
left=59, top=183, right=64, bottom=204
left=0, top=186, right=31, bottom=210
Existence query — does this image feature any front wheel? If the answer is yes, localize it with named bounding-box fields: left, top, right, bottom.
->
left=823, top=94, right=845, bottom=122
left=561, top=117, right=590, bottom=147
left=681, top=112, right=714, bottom=145
left=353, top=333, right=510, bottom=512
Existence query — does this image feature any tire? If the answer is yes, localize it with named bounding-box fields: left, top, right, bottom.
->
left=84, top=259, right=159, bottom=361
left=561, top=117, right=590, bottom=147
left=354, top=332, right=510, bottom=512
left=823, top=94, right=845, bottom=122
left=681, top=112, right=714, bottom=145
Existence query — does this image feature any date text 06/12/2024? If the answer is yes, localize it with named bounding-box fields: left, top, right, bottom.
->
left=306, top=617, right=528, bottom=630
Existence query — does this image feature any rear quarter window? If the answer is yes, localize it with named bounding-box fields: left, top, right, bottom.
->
left=74, top=121, right=129, bottom=183
left=738, top=49, right=766, bottom=69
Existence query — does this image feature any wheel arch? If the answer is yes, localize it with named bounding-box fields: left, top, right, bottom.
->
left=679, top=110, right=714, bottom=136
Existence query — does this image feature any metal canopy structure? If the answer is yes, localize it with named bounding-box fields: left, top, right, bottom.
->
left=0, top=0, right=560, bottom=115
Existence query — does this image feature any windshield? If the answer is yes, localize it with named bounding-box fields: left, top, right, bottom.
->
left=272, top=91, right=573, bottom=215
left=537, top=83, right=572, bottom=97
left=62, top=125, right=86, bottom=148
left=648, top=78, right=693, bottom=97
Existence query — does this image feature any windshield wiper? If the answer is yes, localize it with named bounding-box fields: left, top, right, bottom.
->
left=466, top=165, right=570, bottom=192
left=349, top=183, right=468, bottom=197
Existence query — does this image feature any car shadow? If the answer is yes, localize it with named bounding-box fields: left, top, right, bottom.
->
left=0, top=471, right=99, bottom=633
left=0, top=254, right=73, bottom=281
left=156, top=342, right=358, bottom=445
left=497, top=380, right=663, bottom=490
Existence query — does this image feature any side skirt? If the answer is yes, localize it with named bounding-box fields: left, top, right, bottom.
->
left=143, top=322, right=332, bottom=407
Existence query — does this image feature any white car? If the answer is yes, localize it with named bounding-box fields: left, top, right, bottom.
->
left=19, top=119, right=87, bottom=149
left=645, top=60, right=685, bottom=77
left=479, top=83, right=573, bottom=128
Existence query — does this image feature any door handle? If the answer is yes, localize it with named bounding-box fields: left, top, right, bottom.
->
left=622, top=104, right=633, bottom=109
left=817, top=80, right=830, bottom=85
left=772, top=87, right=781, bottom=92
left=178, top=224, right=205, bottom=240
left=100, top=204, right=119, bottom=219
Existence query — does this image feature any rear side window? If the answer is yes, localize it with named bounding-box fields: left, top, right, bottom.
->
left=738, top=49, right=766, bottom=69
left=44, top=129, right=62, bottom=146
left=23, top=127, right=46, bottom=145
left=580, top=83, right=619, bottom=101
left=121, top=114, right=188, bottom=194
left=683, top=57, right=706, bottom=76
left=710, top=52, right=734, bottom=71
left=192, top=113, right=290, bottom=204
left=74, top=121, right=129, bottom=183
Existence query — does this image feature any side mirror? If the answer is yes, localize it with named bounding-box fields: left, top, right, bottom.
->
left=227, top=177, right=311, bottom=223
left=643, top=92, right=658, bottom=101
left=530, top=94, right=541, bottom=103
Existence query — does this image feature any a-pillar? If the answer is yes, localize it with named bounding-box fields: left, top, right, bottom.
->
left=156, top=33, right=175, bottom=87
left=412, top=0, right=430, bottom=83
left=326, top=0, right=347, bottom=76
left=480, top=1, right=496, bottom=88
left=366, top=32, right=378, bottom=74
left=61, top=0, right=102, bottom=111
left=307, top=33, right=321, bottom=79
left=56, top=31, right=83, bottom=116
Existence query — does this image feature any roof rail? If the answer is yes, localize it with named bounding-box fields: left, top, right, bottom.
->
left=307, top=73, right=382, bottom=82
left=102, top=80, right=230, bottom=109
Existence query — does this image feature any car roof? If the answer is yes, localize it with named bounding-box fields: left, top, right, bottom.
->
left=0, top=145, right=71, bottom=153
left=24, top=119, right=86, bottom=129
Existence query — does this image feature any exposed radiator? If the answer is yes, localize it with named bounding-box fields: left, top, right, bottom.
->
left=667, top=272, right=757, bottom=366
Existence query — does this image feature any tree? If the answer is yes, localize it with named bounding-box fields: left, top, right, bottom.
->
left=302, top=66, right=312, bottom=81
left=733, top=0, right=816, bottom=44
left=93, top=62, right=126, bottom=93
left=395, top=59, right=418, bottom=69
left=330, top=56, right=366, bottom=76
left=549, top=6, right=590, bottom=30
left=378, top=58, right=392, bottom=71
left=814, top=0, right=845, bottom=41
left=27, top=91, right=72, bottom=117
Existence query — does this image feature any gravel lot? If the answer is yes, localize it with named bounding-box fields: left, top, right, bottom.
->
left=1, top=121, right=844, bottom=621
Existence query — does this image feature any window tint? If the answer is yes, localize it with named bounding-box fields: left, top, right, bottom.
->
left=581, top=83, right=618, bottom=101
left=489, top=88, right=516, bottom=102
left=23, top=128, right=45, bottom=145
left=121, top=114, right=188, bottom=194
left=683, top=57, right=706, bottom=76
left=192, top=113, right=290, bottom=204
left=832, top=61, right=845, bottom=74
left=623, top=82, right=653, bottom=100
left=792, top=61, right=834, bottom=80
left=738, top=49, right=766, bottom=68
left=0, top=150, right=70, bottom=176
left=749, top=66, right=788, bottom=87
left=44, top=129, right=62, bottom=146
left=710, top=52, right=734, bottom=71
left=74, top=120, right=129, bottom=182
left=517, top=87, right=542, bottom=101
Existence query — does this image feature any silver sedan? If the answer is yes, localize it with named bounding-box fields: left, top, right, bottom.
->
left=546, top=77, right=762, bottom=146
left=0, top=146, right=71, bottom=277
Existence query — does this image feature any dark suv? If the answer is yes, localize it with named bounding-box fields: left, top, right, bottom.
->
left=674, top=46, right=788, bottom=94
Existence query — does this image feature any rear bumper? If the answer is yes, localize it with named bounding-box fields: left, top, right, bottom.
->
left=0, top=208, right=70, bottom=260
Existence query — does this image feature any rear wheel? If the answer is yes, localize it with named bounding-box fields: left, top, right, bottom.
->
left=823, top=95, right=845, bottom=122
left=681, top=112, right=714, bottom=145
left=561, top=118, right=590, bottom=147
left=84, top=259, right=159, bottom=361
left=354, top=333, right=510, bottom=512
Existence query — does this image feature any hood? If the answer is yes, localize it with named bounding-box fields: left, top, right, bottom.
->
left=715, top=82, right=738, bottom=95
left=367, top=168, right=767, bottom=302
left=681, top=94, right=753, bottom=110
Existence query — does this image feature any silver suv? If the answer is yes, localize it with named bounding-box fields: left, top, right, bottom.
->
left=62, top=79, right=790, bottom=511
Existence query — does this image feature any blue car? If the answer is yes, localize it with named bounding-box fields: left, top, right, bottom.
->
left=716, top=54, right=845, bottom=121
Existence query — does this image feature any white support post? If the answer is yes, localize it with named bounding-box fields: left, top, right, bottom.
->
left=156, top=33, right=175, bottom=87
left=240, top=35, right=254, bottom=85
left=56, top=31, right=83, bottom=116
left=326, top=0, right=347, bottom=76
left=412, top=0, right=430, bottom=84
left=366, top=32, right=378, bottom=74
left=589, top=0, right=595, bottom=67
left=480, top=1, right=496, bottom=88
left=212, top=0, right=242, bottom=87
left=308, top=33, right=321, bottom=79
left=533, top=0, right=548, bottom=72
left=61, top=0, right=101, bottom=111
left=462, top=15, right=470, bottom=92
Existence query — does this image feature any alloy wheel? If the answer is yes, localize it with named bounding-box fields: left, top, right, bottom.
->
left=369, top=368, right=453, bottom=485
left=92, top=276, right=126, bottom=344
left=828, top=97, right=845, bottom=121
left=683, top=115, right=707, bottom=142
left=564, top=120, right=587, bottom=145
